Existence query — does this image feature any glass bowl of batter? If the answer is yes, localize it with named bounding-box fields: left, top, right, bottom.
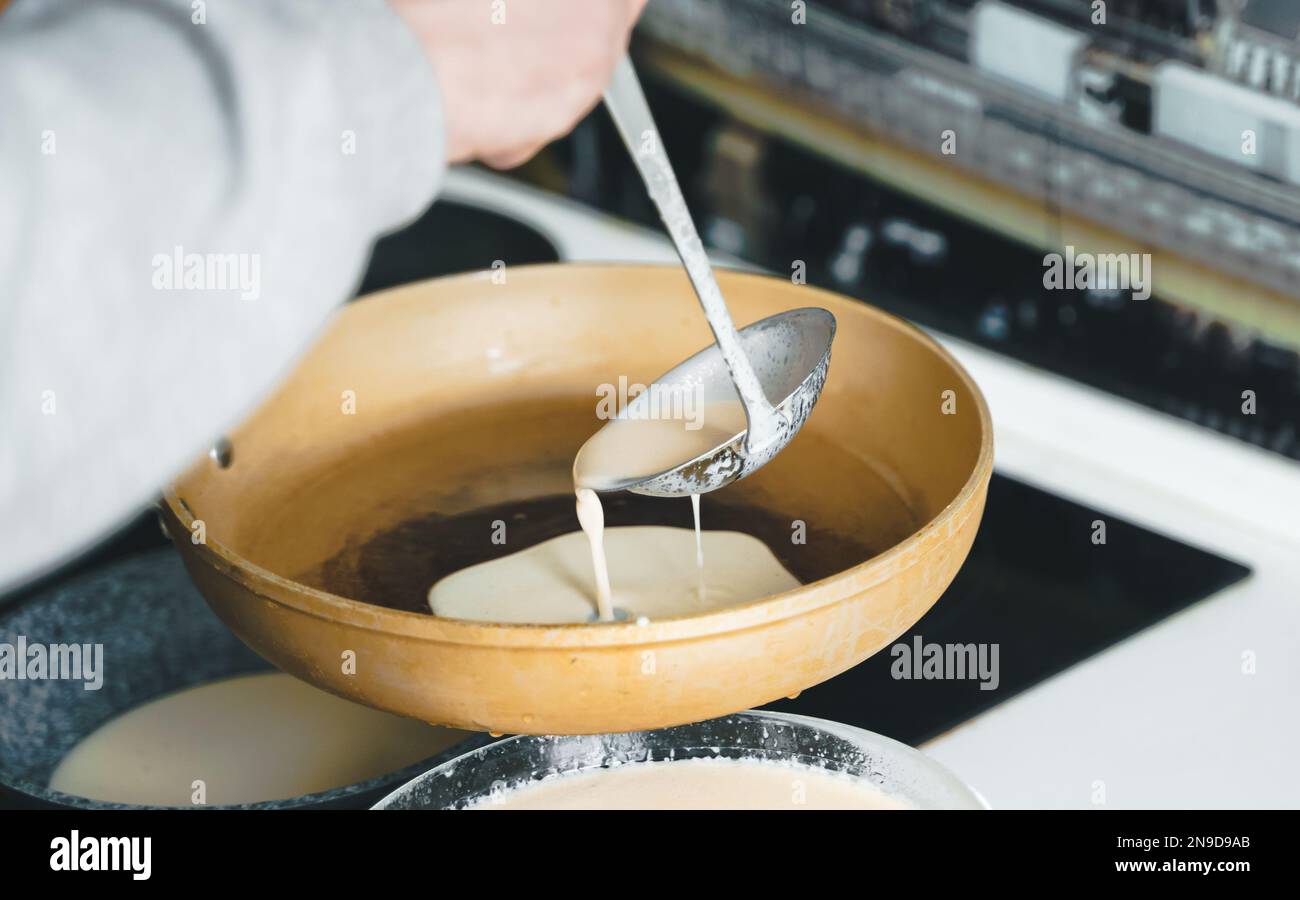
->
left=372, top=710, right=987, bottom=810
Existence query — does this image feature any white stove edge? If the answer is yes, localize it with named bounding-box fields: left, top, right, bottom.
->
left=442, top=167, right=1300, bottom=810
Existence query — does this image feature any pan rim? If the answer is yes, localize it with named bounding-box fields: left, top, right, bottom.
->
left=162, top=262, right=994, bottom=649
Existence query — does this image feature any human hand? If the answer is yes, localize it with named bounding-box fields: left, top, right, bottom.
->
left=391, top=0, right=649, bottom=169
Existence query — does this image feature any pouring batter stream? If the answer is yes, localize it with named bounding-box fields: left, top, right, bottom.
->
left=427, top=401, right=798, bottom=624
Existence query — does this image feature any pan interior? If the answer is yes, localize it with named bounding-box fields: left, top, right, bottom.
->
left=249, top=397, right=921, bottom=615
left=170, top=266, right=985, bottom=623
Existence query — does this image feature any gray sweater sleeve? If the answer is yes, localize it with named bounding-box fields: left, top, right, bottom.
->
left=0, top=0, right=446, bottom=591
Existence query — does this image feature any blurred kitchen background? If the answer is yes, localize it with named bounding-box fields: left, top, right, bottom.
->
left=7, top=0, right=1299, bottom=808
left=520, top=0, right=1300, bottom=461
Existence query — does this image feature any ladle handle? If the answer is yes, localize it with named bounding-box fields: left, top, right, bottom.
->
left=602, top=55, right=783, bottom=457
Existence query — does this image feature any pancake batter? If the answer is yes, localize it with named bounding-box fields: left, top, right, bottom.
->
left=472, top=757, right=912, bottom=810
left=428, top=525, right=798, bottom=624
left=574, top=487, right=616, bottom=620
left=49, top=672, right=467, bottom=806
left=425, top=398, right=791, bottom=624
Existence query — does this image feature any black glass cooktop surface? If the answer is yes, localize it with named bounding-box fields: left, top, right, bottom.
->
left=768, top=473, right=1251, bottom=744
left=356, top=198, right=559, bottom=297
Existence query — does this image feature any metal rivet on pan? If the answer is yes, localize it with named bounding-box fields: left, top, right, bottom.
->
left=210, top=436, right=233, bottom=469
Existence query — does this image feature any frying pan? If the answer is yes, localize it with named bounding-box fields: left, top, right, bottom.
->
left=161, top=263, right=993, bottom=735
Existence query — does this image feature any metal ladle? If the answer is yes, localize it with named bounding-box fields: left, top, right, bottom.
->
left=598, top=56, right=836, bottom=497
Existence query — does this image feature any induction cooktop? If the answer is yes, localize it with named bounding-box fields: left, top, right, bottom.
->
left=1, top=200, right=1251, bottom=752
left=769, top=473, right=1250, bottom=743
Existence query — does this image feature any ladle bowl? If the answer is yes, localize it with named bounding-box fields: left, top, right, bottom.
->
left=594, top=307, right=835, bottom=497
left=162, top=264, right=993, bottom=735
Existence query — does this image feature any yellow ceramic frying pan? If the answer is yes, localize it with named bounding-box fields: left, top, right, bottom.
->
left=162, top=264, right=992, bottom=735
